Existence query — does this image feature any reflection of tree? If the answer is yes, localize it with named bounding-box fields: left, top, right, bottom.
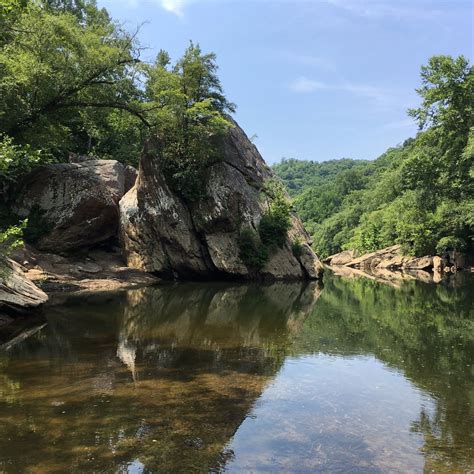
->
left=0, top=282, right=321, bottom=472
left=294, top=272, right=474, bottom=470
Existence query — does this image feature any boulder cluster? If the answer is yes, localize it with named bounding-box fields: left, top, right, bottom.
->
left=1, top=121, right=323, bottom=314
left=324, top=245, right=467, bottom=274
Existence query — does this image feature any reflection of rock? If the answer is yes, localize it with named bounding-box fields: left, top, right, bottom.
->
left=326, top=246, right=469, bottom=280
left=327, top=264, right=433, bottom=288
left=116, top=340, right=137, bottom=381
left=0, top=281, right=321, bottom=472
left=117, top=282, right=322, bottom=377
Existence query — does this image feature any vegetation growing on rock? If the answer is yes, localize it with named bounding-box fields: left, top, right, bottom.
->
left=238, top=179, right=293, bottom=270
left=146, top=43, right=235, bottom=200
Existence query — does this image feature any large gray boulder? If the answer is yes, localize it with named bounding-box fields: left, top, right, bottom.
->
left=120, top=121, right=323, bottom=280
left=12, top=160, right=137, bottom=252
left=0, top=259, right=48, bottom=313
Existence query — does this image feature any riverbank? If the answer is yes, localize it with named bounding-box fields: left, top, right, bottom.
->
left=11, top=245, right=160, bottom=295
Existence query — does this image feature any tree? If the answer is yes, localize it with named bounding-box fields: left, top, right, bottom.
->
left=407, top=55, right=473, bottom=201
left=409, top=55, right=472, bottom=132
left=146, top=42, right=235, bottom=200
left=0, top=1, right=147, bottom=158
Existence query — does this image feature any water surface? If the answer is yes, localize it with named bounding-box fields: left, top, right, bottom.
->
left=0, top=273, right=473, bottom=472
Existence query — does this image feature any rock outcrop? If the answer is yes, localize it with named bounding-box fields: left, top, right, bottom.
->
left=326, top=245, right=468, bottom=277
left=120, top=121, right=323, bottom=280
left=12, top=159, right=137, bottom=252
left=9, top=244, right=159, bottom=294
left=324, top=249, right=356, bottom=266
left=0, top=258, right=48, bottom=314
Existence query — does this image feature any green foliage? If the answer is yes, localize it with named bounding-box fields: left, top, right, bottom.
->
left=273, top=157, right=372, bottom=197
left=0, top=0, right=27, bottom=44
left=145, top=42, right=235, bottom=200
left=238, top=228, right=268, bottom=270
left=275, top=55, right=474, bottom=259
left=238, top=179, right=293, bottom=270
left=0, top=220, right=24, bottom=255
left=291, top=238, right=303, bottom=258
left=0, top=0, right=146, bottom=161
left=0, top=3, right=235, bottom=199
left=259, top=179, right=292, bottom=248
left=436, top=236, right=466, bottom=254
left=0, top=220, right=26, bottom=278
left=0, top=135, right=52, bottom=185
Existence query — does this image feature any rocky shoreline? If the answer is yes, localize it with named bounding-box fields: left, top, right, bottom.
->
left=0, top=120, right=323, bottom=321
left=324, top=245, right=471, bottom=284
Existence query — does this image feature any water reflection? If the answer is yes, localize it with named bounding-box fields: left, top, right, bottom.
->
left=0, top=282, right=321, bottom=472
left=0, top=275, right=472, bottom=472
left=287, top=271, right=474, bottom=472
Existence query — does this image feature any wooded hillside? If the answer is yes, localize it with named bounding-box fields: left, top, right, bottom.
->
left=274, top=56, right=473, bottom=258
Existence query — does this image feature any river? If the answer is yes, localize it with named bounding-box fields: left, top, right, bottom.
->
left=0, top=271, right=472, bottom=472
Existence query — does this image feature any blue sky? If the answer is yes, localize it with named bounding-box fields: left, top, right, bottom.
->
left=99, top=0, right=473, bottom=164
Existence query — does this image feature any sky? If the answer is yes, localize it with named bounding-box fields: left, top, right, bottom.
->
left=98, top=0, right=473, bottom=164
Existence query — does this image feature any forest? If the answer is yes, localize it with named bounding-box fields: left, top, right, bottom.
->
left=274, top=56, right=473, bottom=258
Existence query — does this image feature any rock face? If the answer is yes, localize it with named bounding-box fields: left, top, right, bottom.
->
left=12, top=160, right=137, bottom=252
left=0, top=259, right=48, bottom=313
left=120, top=121, right=323, bottom=280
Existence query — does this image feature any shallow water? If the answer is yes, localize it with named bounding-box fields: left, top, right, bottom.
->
left=0, top=272, right=473, bottom=472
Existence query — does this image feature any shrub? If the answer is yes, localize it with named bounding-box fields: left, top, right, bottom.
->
left=259, top=178, right=292, bottom=248
left=238, top=228, right=268, bottom=270
left=0, top=220, right=26, bottom=279
left=291, top=238, right=303, bottom=257
left=0, top=135, right=51, bottom=185
left=259, top=213, right=289, bottom=248
left=436, top=236, right=466, bottom=254
left=238, top=179, right=295, bottom=271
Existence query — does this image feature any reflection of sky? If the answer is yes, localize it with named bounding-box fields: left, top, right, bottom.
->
left=226, top=354, right=431, bottom=472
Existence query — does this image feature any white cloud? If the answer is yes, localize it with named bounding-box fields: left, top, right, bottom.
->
left=160, top=0, right=187, bottom=16
left=290, top=76, right=391, bottom=104
left=110, top=0, right=190, bottom=16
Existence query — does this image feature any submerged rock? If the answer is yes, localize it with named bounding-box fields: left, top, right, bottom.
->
left=120, top=121, right=322, bottom=280
left=12, top=160, right=137, bottom=252
left=0, top=258, right=48, bottom=313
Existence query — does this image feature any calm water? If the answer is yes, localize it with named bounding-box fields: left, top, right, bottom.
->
left=0, top=272, right=473, bottom=473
